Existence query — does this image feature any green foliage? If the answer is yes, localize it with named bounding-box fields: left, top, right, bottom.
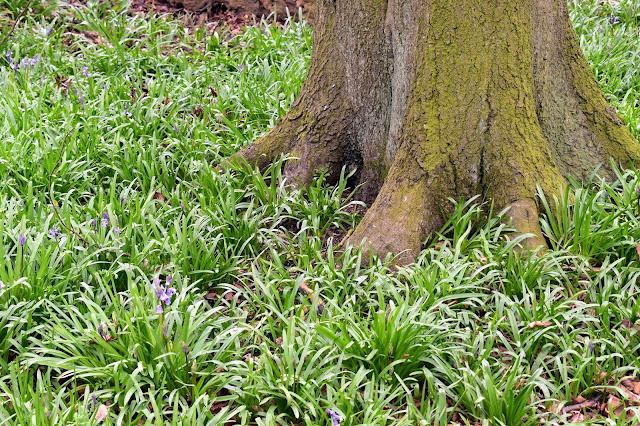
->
left=0, top=0, right=640, bottom=424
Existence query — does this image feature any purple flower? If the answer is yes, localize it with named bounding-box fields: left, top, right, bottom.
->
left=6, top=50, right=12, bottom=63
left=19, top=233, right=25, bottom=247
left=589, top=342, right=595, bottom=354
left=47, top=28, right=53, bottom=37
left=180, top=202, right=185, bottom=213
left=22, top=58, right=28, bottom=69
left=123, top=104, right=132, bottom=117
left=41, top=75, right=45, bottom=84
left=48, top=224, right=62, bottom=239
left=156, top=304, right=164, bottom=314
left=30, top=55, right=38, bottom=66
left=79, top=96, right=85, bottom=109
left=326, top=409, right=343, bottom=426
left=82, top=66, right=91, bottom=78
left=114, top=227, right=120, bottom=235
left=91, top=218, right=97, bottom=228
left=120, top=196, right=125, bottom=205
left=102, top=212, right=109, bottom=227
left=636, top=186, right=640, bottom=197
left=97, top=323, right=108, bottom=339
left=91, top=393, right=97, bottom=406
left=182, top=342, right=189, bottom=355
left=174, top=124, right=179, bottom=135
left=151, top=275, right=177, bottom=310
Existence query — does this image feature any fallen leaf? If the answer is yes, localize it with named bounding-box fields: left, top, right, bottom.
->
left=95, top=404, right=109, bottom=421
left=636, top=243, right=640, bottom=260
left=569, top=413, right=586, bottom=423
left=572, top=395, right=587, bottom=404
left=527, top=321, right=553, bottom=329
left=607, top=395, right=624, bottom=417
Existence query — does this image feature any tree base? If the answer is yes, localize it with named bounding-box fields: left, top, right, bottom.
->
left=229, top=0, right=640, bottom=264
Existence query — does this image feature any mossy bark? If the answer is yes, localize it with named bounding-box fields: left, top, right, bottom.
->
left=233, top=0, right=640, bottom=263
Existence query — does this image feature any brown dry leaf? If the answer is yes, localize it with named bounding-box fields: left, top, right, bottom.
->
left=82, top=30, right=103, bottom=45
left=607, top=395, right=625, bottom=417
left=572, top=395, right=587, bottom=404
left=153, top=191, right=167, bottom=202
left=622, top=387, right=640, bottom=403
left=95, top=404, right=109, bottom=421
left=569, top=413, right=586, bottom=423
left=527, top=321, right=553, bottom=329
left=636, top=243, right=640, bottom=260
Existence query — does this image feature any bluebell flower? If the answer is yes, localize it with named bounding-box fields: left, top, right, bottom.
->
left=82, top=66, right=91, bottom=78
left=49, top=224, right=62, bottom=239
left=120, top=196, right=125, bottom=205
left=19, top=233, right=25, bottom=247
left=180, top=202, right=186, bottom=213
left=123, top=104, right=132, bottom=117
left=79, top=96, right=85, bottom=109
left=97, top=322, right=108, bottom=339
left=114, top=227, right=121, bottom=235
left=151, top=275, right=177, bottom=310
left=30, top=55, right=38, bottom=66
left=102, top=212, right=109, bottom=227
left=47, top=28, right=53, bottom=37
left=326, top=409, right=343, bottom=426
left=156, top=304, right=164, bottom=314
left=589, top=342, right=595, bottom=353
left=6, top=50, right=12, bottom=63
left=174, top=124, right=179, bottom=135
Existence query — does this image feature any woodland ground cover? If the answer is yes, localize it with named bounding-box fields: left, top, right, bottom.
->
left=1, top=0, right=640, bottom=424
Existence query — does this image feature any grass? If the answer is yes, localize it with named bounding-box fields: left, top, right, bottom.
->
left=0, top=0, right=640, bottom=424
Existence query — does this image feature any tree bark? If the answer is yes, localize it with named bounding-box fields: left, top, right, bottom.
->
left=233, top=0, right=640, bottom=263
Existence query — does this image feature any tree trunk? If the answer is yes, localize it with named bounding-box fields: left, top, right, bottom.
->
left=233, top=0, right=640, bottom=263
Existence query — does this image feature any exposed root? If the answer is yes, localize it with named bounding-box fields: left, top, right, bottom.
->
left=504, top=198, right=548, bottom=250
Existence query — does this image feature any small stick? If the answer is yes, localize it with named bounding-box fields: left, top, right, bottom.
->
left=561, top=395, right=601, bottom=414
left=298, top=281, right=326, bottom=315
left=0, top=0, right=35, bottom=54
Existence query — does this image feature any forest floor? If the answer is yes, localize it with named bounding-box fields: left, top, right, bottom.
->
left=1, top=0, right=640, bottom=424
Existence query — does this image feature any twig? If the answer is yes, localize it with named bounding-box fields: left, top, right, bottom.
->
left=561, top=395, right=601, bottom=414
left=298, top=281, right=326, bottom=315
left=0, top=0, right=35, bottom=55
left=541, top=231, right=567, bottom=252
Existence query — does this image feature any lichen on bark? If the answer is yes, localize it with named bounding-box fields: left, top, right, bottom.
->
left=230, top=0, right=640, bottom=264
